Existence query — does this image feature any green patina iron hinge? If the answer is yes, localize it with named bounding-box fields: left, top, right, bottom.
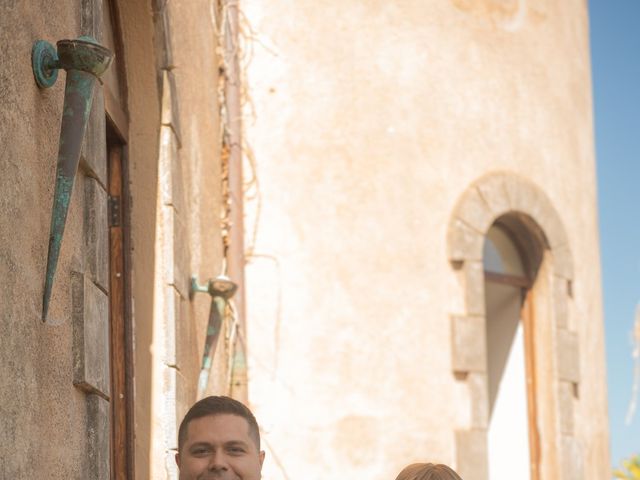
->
left=32, top=37, right=113, bottom=321
left=190, top=275, right=238, bottom=398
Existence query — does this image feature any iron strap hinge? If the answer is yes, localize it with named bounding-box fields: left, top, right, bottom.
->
left=108, top=195, right=121, bottom=227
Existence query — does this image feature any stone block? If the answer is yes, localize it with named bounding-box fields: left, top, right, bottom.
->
left=167, top=71, right=182, bottom=146
left=153, top=4, right=175, bottom=72
left=80, top=89, right=107, bottom=187
left=553, top=277, right=569, bottom=328
left=467, top=373, right=489, bottom=429
left=161, top=70, right=173, bottom=126
left=558, top=380, right=574, bottom=435
left=172, top=210, right=190, bottom=298
left=72, top=272, right=110, bottom=398
left=160, top=205, right=187, bottom=297
left=159, top=125, right=177, bottom=206
left=159, top=123, right=185, bottom=214
left=175, top=288, right=197, bottom=374
left=476, top=174, right=511, bottom=219
left=464, top=261, right=485, bottom=316
left=176, top=356, right=197, bottom=434
left=448, top=218, right=484, bottom=263
left=170, top=139, right=186, bottom=215
left=504, top=176, right=543, bottom=218
left=494, top=174, right=570, bottom=250
left=451, top=316, right=487, bottom=373
left=455, top=187, right=494, bottom=234
left=163, top=286, right=178, bottom=367
left=81, top=0, right=103, bottom=40
left=561, top=435, right=584, bottom=480
left=86, top=394, right=110, bottom=480
left=528, top=195, right=556, bottom=240
left=557, top=329, right=580, bottom=384
left=553, top=244, right=574, bottom=280
left=161, top=70, right=182, bottom=147
left=506, top=179, right=561, bottom=244
left=539, top=205, right=568, bottom=249
left=455, top=430, right=488, bottom=480
left=84, top=177, right=109, bottom=292
left=161, top=364, right=179, bottom=452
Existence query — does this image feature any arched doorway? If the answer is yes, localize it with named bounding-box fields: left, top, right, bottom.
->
left=448, top=173, right=580, bottom=480
left=483, top=221, right=540, bottom=480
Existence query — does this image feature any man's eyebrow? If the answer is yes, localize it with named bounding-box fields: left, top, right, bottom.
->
left=224, top=440, right=250, bottom=447
left=188, top=441, right=212, bottom=449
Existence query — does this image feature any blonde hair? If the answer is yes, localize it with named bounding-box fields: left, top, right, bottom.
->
left=394, top=463, right=463, bottom=480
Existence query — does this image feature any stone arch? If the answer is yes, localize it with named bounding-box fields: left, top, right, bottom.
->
left=447, top=172, right=573, bottom=279
left=447, top=172, right=581, bottom=480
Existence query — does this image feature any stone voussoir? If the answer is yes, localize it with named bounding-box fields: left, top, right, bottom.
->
left=454, top=186, right=495, bottom=235
left=475, top=173, right=512, bottom=219
left=448, top=217, right=484, bottom=263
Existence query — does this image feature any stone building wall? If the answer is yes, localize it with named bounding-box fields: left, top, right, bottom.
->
left=139, top=1, right=228, bottom=477
left=242, top=1, right=610, bottom=479
left=0, top=0, right=228, bottom=478
left=0, top=1, right=110, bottom=477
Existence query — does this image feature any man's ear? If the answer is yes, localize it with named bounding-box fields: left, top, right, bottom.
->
left=175, top=452, right=181, bottom=469
left=259, top=450, right=265, bottom=467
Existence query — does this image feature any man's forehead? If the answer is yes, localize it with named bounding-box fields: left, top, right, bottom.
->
left=185, top=413, right=252, bottom=441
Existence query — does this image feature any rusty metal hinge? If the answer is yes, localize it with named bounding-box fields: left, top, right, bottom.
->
left=108, top=195, right=121, bottom=227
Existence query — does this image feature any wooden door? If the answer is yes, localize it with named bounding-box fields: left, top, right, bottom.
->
left=103, top=0, right=133, bottom=476
left=108, top=138, right=133, bottom=480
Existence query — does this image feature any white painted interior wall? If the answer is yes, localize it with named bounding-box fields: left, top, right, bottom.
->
left=486, top=281, right=531, bottom=480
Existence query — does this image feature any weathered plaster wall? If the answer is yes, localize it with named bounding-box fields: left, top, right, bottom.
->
left=116, top=1, right=161, bottom=477
left=0, top=0, right=226, bottom=478
left=243, top=1, right=609, bottom=479
left=162, top=0, right=226, bottom=407
left=145, top=1, right=226, bottom=478
left=0, top=1, right=106, bottom=478
left=118, top=0, right=225, bottom=478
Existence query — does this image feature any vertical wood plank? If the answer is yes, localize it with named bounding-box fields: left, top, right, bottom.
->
left=523, top=289, right=541, bottom=480
left=109, top=144, right=128, bottom=480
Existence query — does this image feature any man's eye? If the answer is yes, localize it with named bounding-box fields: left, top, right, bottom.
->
left=228, top=447, right=246, bottom=455
left=191, top=447, right=210, bottom=456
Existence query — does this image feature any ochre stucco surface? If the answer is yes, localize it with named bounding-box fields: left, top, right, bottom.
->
left=0, top=1, right=226, bottom=478
left=0, top=2, right=88, bottom=478
left=243, top=1, right=609, bottom=479
left=117, top=1, right=226, bottom=478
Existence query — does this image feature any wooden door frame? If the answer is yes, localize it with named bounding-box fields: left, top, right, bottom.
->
left=103, top=0, right=134, bottom=477
left=107, top=123, right=134, bottom=480
left=522, top=289, right=540, bottom=480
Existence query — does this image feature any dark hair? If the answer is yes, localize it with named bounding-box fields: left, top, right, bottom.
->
left=178, top=396, right=261, bottom=451
left=395, top=463, right=463, bottom=480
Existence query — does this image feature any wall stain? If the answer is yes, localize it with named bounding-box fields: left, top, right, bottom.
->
left=450, top=0, right=546, bottom=32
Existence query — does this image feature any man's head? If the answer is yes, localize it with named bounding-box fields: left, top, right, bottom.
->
left=176, top=396, right=265, bottom=479
left=395, top=463, right=463, bottom=480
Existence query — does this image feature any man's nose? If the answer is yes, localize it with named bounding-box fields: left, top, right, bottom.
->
left=208, top=450, right=229, bottom=471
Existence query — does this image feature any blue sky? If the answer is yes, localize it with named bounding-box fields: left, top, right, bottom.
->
left=589, top=0, right=640, bottom=469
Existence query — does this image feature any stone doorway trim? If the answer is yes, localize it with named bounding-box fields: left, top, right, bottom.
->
left=447, top=172, right=581, bottom=480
